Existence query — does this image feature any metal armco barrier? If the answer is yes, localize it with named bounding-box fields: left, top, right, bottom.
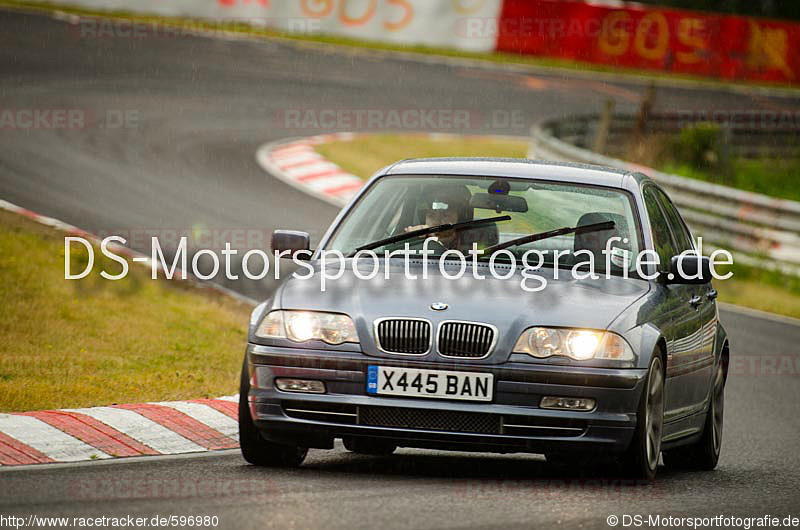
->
left=529, top=118, right=800, bottom=276
left=548, top=114, right=800, bottom=161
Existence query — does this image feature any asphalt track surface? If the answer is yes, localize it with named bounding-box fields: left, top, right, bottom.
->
left=1, top=8, right=800, bottom=529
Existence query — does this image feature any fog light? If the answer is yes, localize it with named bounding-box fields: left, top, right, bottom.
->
left=540, top=396, right=596, bottom=411
left=275, top=378, right=326, bottom=394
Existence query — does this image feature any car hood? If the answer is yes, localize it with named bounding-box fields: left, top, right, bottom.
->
left=276, top=261, right=649, bottom=360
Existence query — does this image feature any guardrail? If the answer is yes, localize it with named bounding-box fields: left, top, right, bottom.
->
left=528, top=117, right=800, bottom=276
left=549, top=113, right=800, bottom=160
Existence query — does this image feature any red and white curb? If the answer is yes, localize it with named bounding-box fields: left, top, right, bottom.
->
left=256, top=132, right=365, bottom=208
left=0, top=397, right=239, bottom=466
left=256, top=131, right=533, bottom=208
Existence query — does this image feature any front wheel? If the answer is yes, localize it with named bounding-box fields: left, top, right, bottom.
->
left=663, top=361, right=724, bottom=471
left=238, top=359, right=308, bottom=467
left=621, top=354, right=664, bottom=480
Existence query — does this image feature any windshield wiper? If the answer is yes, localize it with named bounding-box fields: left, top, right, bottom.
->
left=481, top=220, right=615, bottom=254
left=352, top=215, right=511, bottom=255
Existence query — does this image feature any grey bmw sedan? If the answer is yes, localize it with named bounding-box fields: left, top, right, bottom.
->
left=239, top=158, right=728, bottom=480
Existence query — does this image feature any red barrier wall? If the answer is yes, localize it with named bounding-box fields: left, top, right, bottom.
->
left=496, top=0, right=800, bottom=85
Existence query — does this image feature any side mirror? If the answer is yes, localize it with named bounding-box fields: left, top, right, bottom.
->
left=667, top=254, right=712, bottom=285
left=271, top=230, right=310, bottom=258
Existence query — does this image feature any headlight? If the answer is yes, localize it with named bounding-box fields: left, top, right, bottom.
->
left=513, top=327, right=634, bottom=363
left=255, top=310, right=359, bottom=345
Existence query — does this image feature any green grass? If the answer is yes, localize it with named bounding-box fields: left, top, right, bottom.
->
left=714, top=263, right=800, bottom=319
left=314, top=134, right=529, bottom=180
left=3, top=0, right=800, bottom=94
left=627, top=125, right=800, bottom=202
left=316, top=133, right=800, bottom=320
left=662, top=160, right=800, bottom=202
left=0, top=209, right=251, bottom=412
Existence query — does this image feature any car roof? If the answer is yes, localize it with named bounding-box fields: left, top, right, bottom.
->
left=382, top=157, right=650, bottom=190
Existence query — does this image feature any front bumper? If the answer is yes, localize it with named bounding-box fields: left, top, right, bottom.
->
left=246, top=343, right=647, bottom=454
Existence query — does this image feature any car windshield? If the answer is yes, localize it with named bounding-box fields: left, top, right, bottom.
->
left=325, top=175, right=643, bottom=273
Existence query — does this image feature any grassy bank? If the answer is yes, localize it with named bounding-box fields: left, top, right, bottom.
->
left=715, top=264, right=800, bottom=318
left=626, top=125, right=800, bottom=202
left=0, top=209, right=250, bottom=412
left=661, top=160, right=800, bottom=202
left=315, top=133, right=800, bottom=320
left=314, top=134, right=529, bottom=180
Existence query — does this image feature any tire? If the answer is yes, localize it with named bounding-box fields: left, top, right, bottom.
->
left=343, top=437, right=397, bottom=456
left=621, top=354, right=665, bottom=480
left=238, top=358, right=308, bottom=467
left=663, top=361, right=724, bottom=471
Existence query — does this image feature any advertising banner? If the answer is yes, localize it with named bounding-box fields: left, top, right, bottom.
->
left=495, top=0, right=800, bottom=85
left=28, top=0, right=800, bottom=84
left=35, top=0, right=503, bottom=52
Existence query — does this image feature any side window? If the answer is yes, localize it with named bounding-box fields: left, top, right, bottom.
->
left=655, top=188, right=694, bottom=253
left=643, top=186, right=678, bottom=269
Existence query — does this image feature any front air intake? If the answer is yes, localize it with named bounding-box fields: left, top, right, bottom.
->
left=437, top=321, right=495, bottom=358
left=375, top=318, right=431, bottom=355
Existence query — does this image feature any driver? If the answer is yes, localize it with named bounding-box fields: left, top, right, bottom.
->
left=403, top=184, right=473, bottom=250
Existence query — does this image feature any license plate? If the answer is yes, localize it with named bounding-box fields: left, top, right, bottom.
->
left=366, top=366, right=493, bottom=402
